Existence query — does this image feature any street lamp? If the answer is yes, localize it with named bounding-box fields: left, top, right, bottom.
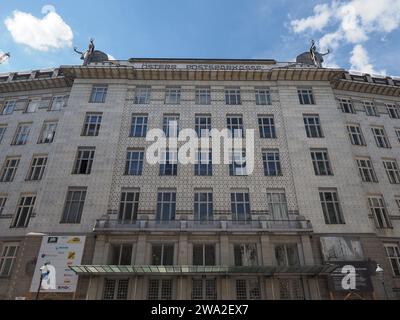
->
left=375, top=264, right=389, bottom=300
left=0, top=52, right=10, bottom=64
left=35, top=263, right=50, bottom=300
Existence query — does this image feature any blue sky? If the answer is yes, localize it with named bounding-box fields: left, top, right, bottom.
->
left=0, top=0, right=399, bottom=76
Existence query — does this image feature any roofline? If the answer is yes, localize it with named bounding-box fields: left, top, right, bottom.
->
left=127, top=57, right=277, bottom=65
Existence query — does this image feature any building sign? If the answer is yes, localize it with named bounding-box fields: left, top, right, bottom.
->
left=30, top=236, right=86, bottom=293
left=328, top=261, right=374, bottom=293
left=132, top=63, right=269, bottom=71
left=320, top=236, right=364, bottom=262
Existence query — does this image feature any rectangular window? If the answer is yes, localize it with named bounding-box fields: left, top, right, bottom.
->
left=236, top=279, right=261, bottom=300
left=258, top=116, right=276, bottom=138
left=0, top=196, right=6, bottom=215
left=255, top=88, right=271, bottom=105
left=130, top=114, right=148, bottom=137
left=229, top=150, right=247, bottom=176
left=303, top=115, right=323, bottom=138
left=89, top=85, right=108, bottom=103
left=339, top=98, right=355, bottom=114
left=0, top=125, right=6, bottom=143
left=1, top=100, right=16, bottom=115
left=110, top=244, right=133, bottom=265
left=368, top=196, right=392, bottom=229
left=195, top=87, right=211, bottom=105
left=193, top=244, right=216, bottom=266
left=395, top=128, right=400, bottom=143
left=234, top=244, right=258, bottom=266
left=60, top=187, right=87, bottom=224
left=275, top=244, right=300, bottom=266
left=73, top=147, right=95, bottom=175
left=364, top=101, right=378, bottom=116
left=82, top=113, right=102, bottom=136
left=266, top=192, right=288, bottom=220
left=134, top=86, right=151, bottom=104
left=310, top=149, right=333, bottom=176
left=195, top=115, right=211, bottom=138
left=386, top=104, right=400, bottom=119
left=227, top=115, right=244, bottom=138
left=371, top=127, right=390, bottom=148
left=119, top=190, right=139, bottom=223
left=279, top=279, right=305, bottom=300
left=125, top=150, right=144, bottom=176
left=231, top=192, right=251, bottom=221
left=0, top=157, right=20, bottom=182
left=103, top=279, right=129, bottom=300
left=356, top=158, right=378, bottom=182
left=385, top=244, right=400, bottom=276
left=0, top=244, right=18, bottom=277
left=192, top=279, right=216, bottom=300
left=12, top=123, right=31, bottom=145
left=298, top=88, right=315, bottom=105
left=165, top=87, right=181, bottom=104
left=319, top=189, right=345, bottom=224
left=262, top=150, right=282, bottom=176
left=225, top=87, right=241, bottom=105
left=347, top=124, right=366, bottom=146
left=151, top=244, right=174, bottom=265
left=195, top=149, right=212, bottom=176
left=159, top=149, right=178, bottom=176
left=50, top=95, right=67, bottom=111
left=163, top=115, right=179, bottom=137
left=147, top=279, right=173, bottom=300
left=26, top=155, right=47, bottom=181
left=383, top=159, right=400, bottom=184
left=25, top=99, right=39, bottom=113
left=396, top=197, right=400, bottom=214
left=156, top=190, right=176, bottom=221
left=194, top=192, right=213, bottom=221
left=10, top=195, right=36, bottom=228
left=38, top=121, right=57, bottom=144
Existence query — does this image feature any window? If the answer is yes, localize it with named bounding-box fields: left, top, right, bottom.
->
left=119, top=190, right=139, bottom=223
left=89, top=85, right=108, bottom=103
left=195, top=87, right=211, bottom=105
left=266, top=192, right=288, bottom=220
left=193, top=244, right=215, bottom=266
left=339, top=98, right=355, bottom=114
left=297, top=88, right=315, bottom=105
left=368, top=196, right=391, bottom=229
left=60, top=188, right=87, bottom=224
left=258, top=116, right=276, bottom=138
left=103, top=279, right=129, bottom=300
left=396, top=197, right=400, bottom=214
left=26, top=155, right=47, bottom=181
left=111, top=244, right=133, bottom=265
left=163, top=115, right=179, bottom=137
left=385, top=244, right=400, bottom=276
left=255, top=88, right=271, bottom=105
left=310, top=149, right=333, bottom=176
left=1, top=100, right=16, bottom=115
left=303, top=115, right=323, bottom=138
left=125, top=150, right=144, bottom=175
left=134, top=86, right=151, bottom=104
left=159, top=149, right=177, bottom=176
left=234, top=244, right=258, bottom=266
left=73, top=147, right=95, bottom=175
left=227, top=115, right=244, bottom=138
left=148, top=279, right=173, bottom=300
left=262, top=150, right=282, bottom=176
left=364, top=101, right=378, bottom=116
left=0, top=125, right=6, bottom=143
left=12, top=123, right=31, bottom=145
left=386, top=104, right=400, bottom=119
left=50, top=96, right=67, bottom=111
left=156, top=190, right=176, bottom=221
left=0, top=196, right=6, bottom=215
left=319, top=189, right=345, bottom=224
left=195, top=149, right=212, bottom=176
left=82, top=113, right=102, bottom=136
left=130, top=115, right=148, bottom=137
left=236, top=279, right=261, bottom=300
left=0, top=245, right=18, bottom=277
left=231, top=192, right=251, bottom=221
left=192, top=279, right=216, bottom=300
left=194, top=192, right=213, bottom=221
left=165, top=87, right=181, bottom=104
left=225, top=87, right=241, bottom=105
left=195, top=115, right=211, bottom=138
left=229, top=150, right=247, bottom=176
left=383, top=159, right=400, bottom=184
left=151, top=244, right=174, bottom=265
left=275, top=244, right=300, bottom=266
left=347, top=124, right=366, bottom=146
left=10, top=195, right=36, bottom=228
left=25, top=99, right=39, bottom=113
left=356, top=158, right=378, bottom=182
left=279, top=279, right=305, bottom=300
left=38, top=121, right=57, bottom=144
left=371, top=127, right=390, bottom=148
left=395, top=128, right=400, bottom=143
left=0, top=157, right=20, bottom=182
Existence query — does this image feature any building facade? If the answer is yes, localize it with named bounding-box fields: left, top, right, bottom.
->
left=0, top=57, right=399, bottom=300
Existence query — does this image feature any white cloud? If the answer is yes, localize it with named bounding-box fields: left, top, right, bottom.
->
left=350, top=44, right=385, bottom=75
left=291, top=3, right=332, bottom=33
left=4, top=5, right=73, bottom=51
left=107, top=54, right=116, bottom=61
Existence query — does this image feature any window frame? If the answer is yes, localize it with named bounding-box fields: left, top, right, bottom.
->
left=60, top=187, right=87, bottom=224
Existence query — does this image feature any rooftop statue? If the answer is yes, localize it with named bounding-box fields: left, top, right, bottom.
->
left=0, top=52, right=10, bottom=64
left=310, top=40, right=330, bottom=68
left=74, top=38, right=95, bottom=66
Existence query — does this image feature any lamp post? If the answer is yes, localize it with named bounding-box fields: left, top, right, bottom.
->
left=35, top=263, right=49, bottom=300
left=375, top=264, right=389, bottom=300
left=0, top=52, right=10, bottom=64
